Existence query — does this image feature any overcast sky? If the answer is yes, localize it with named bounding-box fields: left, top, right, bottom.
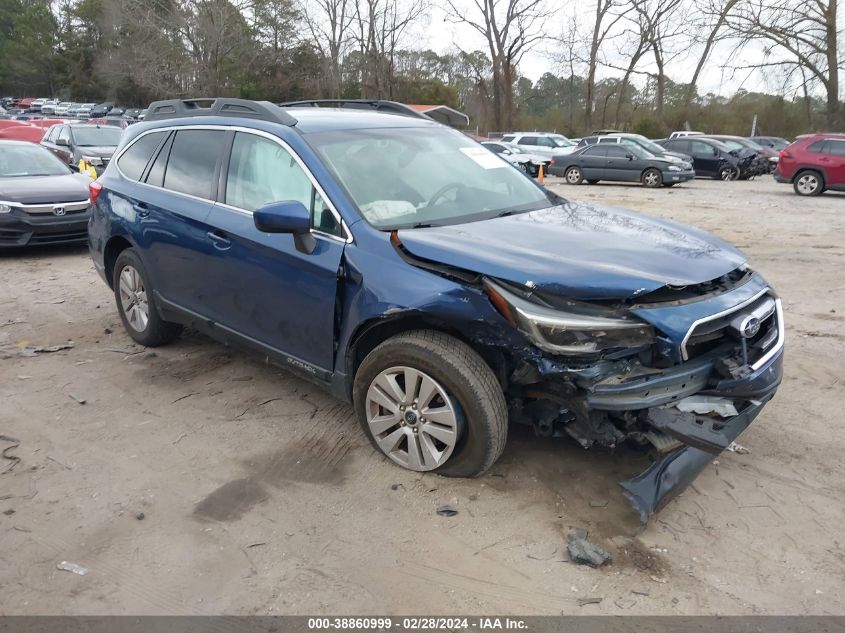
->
left=410, top=1, right=822, bottom=100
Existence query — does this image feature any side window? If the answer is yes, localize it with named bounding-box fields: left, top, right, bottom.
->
left=117, top=131, right=167, bottom=182
left=164, top=130, right=227, bottom=199
left=807, top=140, right=826, bottom=153
left=827, top=140, right=845, bottom=156
left=57, top=126, right=70, bottom=145
left=583, top=146, right=607, bottom=157
left=44, top=127, right=57, bottom=143
left=500, top=135, right=515, bottom=143
left=536, top=137, right=556, bottom=147
left=605, top=146, right=627, bottom=157
left=225, top=132, right=343, bottom=238
left=691, top=141, right=715, bottom=156
left=145, top=133, right=173, bottom=187
left=597, top=137, right=616, bottom=144
left=518, top=136, right=538, bottom=145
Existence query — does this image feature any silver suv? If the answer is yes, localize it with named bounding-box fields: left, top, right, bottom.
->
left=499, top=132, right=577, bottom=157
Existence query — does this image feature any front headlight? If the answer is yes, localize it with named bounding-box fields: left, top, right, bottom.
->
left=668, top=165, right=682, bottom=172
left=484, top=279, right=655, bottom=354
left=0, top=203, right=12, bottom=214
left=82, top=156, right=103, bottom=166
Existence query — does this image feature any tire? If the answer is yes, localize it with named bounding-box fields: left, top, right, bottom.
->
left=586, top=179, right=600, bottom=185
left=517, top=162, right=530, bottom=174
left=353, top=330, right=507, bottom=478
left=718, top=166, right=739, bottom=181
left=793, top=170, right=824, bottom=196
left=113, top=248, right=181, bottom=347
left=565, top=166, right=583, bottom=185
left=642, top=168, right=662, bottom=188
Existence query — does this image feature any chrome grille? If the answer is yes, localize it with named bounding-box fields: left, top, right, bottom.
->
left=683, top=292, right=784, bottom=370
left=19, top=201, right=90, bottom=215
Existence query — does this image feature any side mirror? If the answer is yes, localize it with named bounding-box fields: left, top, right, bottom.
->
left=626, top=153, right=634, bottom=160
left=56, top=138, right=69, bottom=147
left=253, top=200, right=315, bottom=254
left=254, top=200, right=310, bottom=234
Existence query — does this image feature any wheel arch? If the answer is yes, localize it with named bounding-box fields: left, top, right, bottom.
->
left=791, top=165, right=827, bottom=184
left=345, top=314, right=509, bottom=400
left=103, top=235, right=134, bottom=289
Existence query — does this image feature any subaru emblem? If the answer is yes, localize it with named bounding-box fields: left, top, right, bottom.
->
left=740, top=316, right=761, bottom=338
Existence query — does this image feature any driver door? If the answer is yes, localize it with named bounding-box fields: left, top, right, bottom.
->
left=203, top=131, right=347, bottom=375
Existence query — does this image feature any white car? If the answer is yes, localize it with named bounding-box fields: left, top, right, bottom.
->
left=499, top=132, right=578, bottom=158
left=481, top=141, right=552, bottom=176
left=54, top=102, right=73, bottom=116
left=77, top=103, right=96, bottom=120
left=30, top=98, right=47, bottom=112
left=669, top=131, right=704, bottom=139
left=40, top=100, right=60, bottom=115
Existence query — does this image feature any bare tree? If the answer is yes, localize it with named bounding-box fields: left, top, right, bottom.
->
left=582, top=0, right=631, bottom=131
left=446, top=0, right=549, bottom=130
left=725, top=0, right=841, bottom=128
left=300, top=0, right=355, bottom=96
left=630, top=0, right=686, bottom=125
left=682, top=0, right=740, bottom=109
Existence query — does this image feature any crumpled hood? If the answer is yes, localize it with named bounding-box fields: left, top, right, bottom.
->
left=396, top=201, right=747, bottom=300
left=0, top=173, right=91, bottom=205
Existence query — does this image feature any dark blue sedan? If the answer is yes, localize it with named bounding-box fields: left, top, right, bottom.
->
left=88, top=98, right=783, bottom=520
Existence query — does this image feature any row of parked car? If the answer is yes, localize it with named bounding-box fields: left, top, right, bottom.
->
left=1, top=97, right=148, bottom=123
left=485, top=129, right=844, bottom=195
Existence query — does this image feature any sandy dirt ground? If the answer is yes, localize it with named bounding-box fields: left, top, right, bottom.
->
left=1, top=176, right=844, bottom=615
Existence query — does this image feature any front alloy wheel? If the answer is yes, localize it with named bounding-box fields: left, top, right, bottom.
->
left=354, top=331, right=507, bottom=477
left=365, top=366, right=459, bottom=471
left=719, top=166, right=739, bottom=181
left=642, top=168, right=662, bottom=188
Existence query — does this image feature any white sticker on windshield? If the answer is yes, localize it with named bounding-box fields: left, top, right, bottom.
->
left=460, top=146, right=507, bottom=169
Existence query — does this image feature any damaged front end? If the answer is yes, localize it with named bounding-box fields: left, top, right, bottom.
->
left=486, top=271, right=784, bottom=522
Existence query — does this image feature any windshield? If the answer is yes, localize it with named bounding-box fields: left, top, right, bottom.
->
left=308, top=127, right=555, bottom=229
left=624, top=136, right=664, bottom=154
left=71, top=126, right=122, bottom=147
left=0, top=144, right=71, bottom=177
left=549, top=135, right=573, bottom=147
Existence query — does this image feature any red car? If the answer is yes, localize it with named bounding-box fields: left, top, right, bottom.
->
left=775, top=133, right=845, bottom=196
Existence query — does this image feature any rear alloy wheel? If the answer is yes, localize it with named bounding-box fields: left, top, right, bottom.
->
left=113, top=248, right=181, bottom=347
left=517, top=162, right=530, bottom=174
left=719, top=166, right=739, bottom=181
left=793, top=171, right=824, bottom=196
left=354, top=331, right=507, bottom=477
left=642, top=168, right=662, bottom=188
left=565, top=167, right=583, bottom=185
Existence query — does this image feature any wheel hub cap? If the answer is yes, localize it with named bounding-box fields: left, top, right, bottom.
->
left=365, top=366, right=459, bottom=471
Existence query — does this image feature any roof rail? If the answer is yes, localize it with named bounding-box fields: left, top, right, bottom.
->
left=277, top=99, right=431, bottom=120
left=145, top=98, right=297, bottom=126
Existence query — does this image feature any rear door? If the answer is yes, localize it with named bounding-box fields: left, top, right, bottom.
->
left=112, top=128, right=225, bottom=317
left=202, top=130, right=347, bottom=374
left=578, top=146, right=607, bottom=179
left=821, top=140, right=845, bottom=186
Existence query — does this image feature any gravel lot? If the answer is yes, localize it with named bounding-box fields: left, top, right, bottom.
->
left=1, top=177, right=844, bottom=615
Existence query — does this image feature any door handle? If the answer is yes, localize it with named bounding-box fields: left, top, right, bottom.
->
left=207, top=230, right=232, bottom=250
left=133, top=201, right=150, bottom=218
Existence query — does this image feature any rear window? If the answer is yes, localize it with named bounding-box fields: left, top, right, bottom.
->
left=163, top=130, right=227, bottom=199
left=117, top=132, right=167, bottom=181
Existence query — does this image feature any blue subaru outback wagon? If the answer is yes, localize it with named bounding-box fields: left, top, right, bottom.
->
left=88, top=98, right=784, bottom=519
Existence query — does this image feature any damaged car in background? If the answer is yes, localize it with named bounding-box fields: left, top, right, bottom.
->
left=89, top=98, right=784, bottom=522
